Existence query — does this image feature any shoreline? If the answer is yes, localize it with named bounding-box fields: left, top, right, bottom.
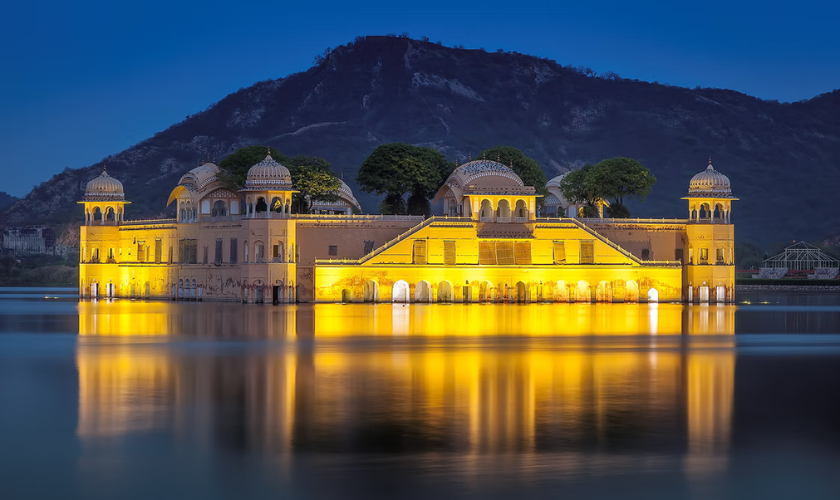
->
left=736, top=284, right=840, bottom=292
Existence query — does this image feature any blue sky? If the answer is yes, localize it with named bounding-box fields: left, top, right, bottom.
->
left=0, top=0, right=838, bottom=196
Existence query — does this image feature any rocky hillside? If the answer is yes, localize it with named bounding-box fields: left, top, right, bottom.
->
left=0, top=192, right=17, bottom=211
left=3, top=35, right=839, bottom=244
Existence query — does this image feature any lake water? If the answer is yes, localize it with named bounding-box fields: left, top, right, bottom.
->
left=1, top=287, right=839, bottom=499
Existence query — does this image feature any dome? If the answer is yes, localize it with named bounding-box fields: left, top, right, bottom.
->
left=244, top=153, right=293, bottom=189
left=179, top=162, right=220, bottom=190
left=449, top=159, right=524, bottom=187
left=84, top=169, right=125, bottom=200
left=688, top=160, right=732, bottom=197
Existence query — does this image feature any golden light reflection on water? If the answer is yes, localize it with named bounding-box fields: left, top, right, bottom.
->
left=77, top=301, right=736, bottom=338
left=77, top=301, right=735, bottom=476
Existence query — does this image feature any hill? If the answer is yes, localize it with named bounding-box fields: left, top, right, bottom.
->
left=0, top=192, right=18, bottom=211
left=2, top=35, right=838, bottom=244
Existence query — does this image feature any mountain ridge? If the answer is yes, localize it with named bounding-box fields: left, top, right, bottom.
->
left=2, top=35, right=838, bottom=245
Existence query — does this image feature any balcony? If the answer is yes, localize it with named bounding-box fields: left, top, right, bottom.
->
left=514, top=216, right=528, bottom=223
left=479, top=216, right=494, bottom=223
left=496, top=216, right=512, bottom=223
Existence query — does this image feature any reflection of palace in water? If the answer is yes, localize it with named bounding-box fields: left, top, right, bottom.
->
left=77, top=303, right=735, bottom=473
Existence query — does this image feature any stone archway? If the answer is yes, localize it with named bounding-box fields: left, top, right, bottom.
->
left=415, top=280, right=432, bottom=303
left=392, top=280, right=410, bottom=303
left=363, top=280, right=379, bottom=303
left=625, top=281, right=639, bottom=303
left=575, top=281, right=591, bottom=303
left=438, top=281, right=453, bottom=303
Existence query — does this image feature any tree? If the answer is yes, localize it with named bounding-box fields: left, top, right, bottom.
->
left=357, top=143, right=446, bottom=215
left=558, top=164, right=608, bottom=210
left=559, top=157, right=656, bottom=218
left=589, top=157, right=656, bottom=207
left=218, top=146, right=340, bottom=214
left=478, top=146, right=547, bottom=199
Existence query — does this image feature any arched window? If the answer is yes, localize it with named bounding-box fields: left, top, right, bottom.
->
left=212, top=200, right=227, bottom=217
left=255, top=197, right=267, bottom=213
left=480, top=199, right=493, bottom=220
left=515, top=199, right=528, bottom=218
left=497, top=199, right=511, bottom=218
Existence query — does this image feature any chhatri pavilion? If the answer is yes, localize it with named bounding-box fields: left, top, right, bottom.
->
left=79, top=154, right=736, bottom=304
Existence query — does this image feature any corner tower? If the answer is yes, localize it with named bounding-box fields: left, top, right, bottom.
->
left=682, top=159, right=737, bottom=303
left=79, top=168, right=129, bottom=225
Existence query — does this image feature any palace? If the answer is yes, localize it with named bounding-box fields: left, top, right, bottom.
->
left=79, top=154, right=736, bottom=304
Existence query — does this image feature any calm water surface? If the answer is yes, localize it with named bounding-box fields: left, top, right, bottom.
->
left=1, top=288, right=839, bottom=499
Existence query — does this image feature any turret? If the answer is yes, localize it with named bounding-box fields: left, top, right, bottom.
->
left=682, top=159, right=737, bottom=303
left=79, top=168, right=129, bottom=225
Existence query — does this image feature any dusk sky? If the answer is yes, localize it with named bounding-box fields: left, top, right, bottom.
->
left=1, top=0, right=838, bottom=196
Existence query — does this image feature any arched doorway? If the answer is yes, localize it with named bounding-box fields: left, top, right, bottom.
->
left=90, top=281, right=99, bottom=299
left=363, top=280, right=379, bottom=303
left=480, top=199, right=493, bottom=221
left=255, top=197, right=268, bottom=214
left=191, top=280, right=197, bottom=299
left=699, top=283, right=709, bottom=303
left=648, top=288, right=659, bottom=303
left=480, top=281, right=494, bottom=303
left=515, top=281, right=527, bottom=303
left=555, top=281, right=570, bottom=303
left=497, top=282, right=509, bottom=302
left=341, top=289, right=352, bottom=303
left=514, top=199, right=528, bottom=218
left=178, top=279, right=184, bottom=299
left=212, top=200, right=227, bottom=216
left=392, top=280, right=409, bottom=303
left=596, top=281, right=612, bottom=303
left=438, top=281, right=453, bottom=303
left=716, top=283, right=726, bottom=303
left=575, top=281, right=591, bottom=303
left=415, top=280, right=431, bottom=303
left=625, top=280, right=639, bottom=303
left=497, top=199, right=511, bottom=219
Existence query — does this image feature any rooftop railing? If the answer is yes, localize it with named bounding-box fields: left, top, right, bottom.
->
left=122, top=218, right=178, bottom=225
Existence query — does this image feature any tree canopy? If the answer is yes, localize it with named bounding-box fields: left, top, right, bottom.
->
left=558, top=164, right=603, bottom=209
left=589, top=157, right=656, bottom=207
left=558, top=157, right=656, bottom=218
left=478, top=146, right=547, bottom=198
left=218, top=146, right=340, bottom=214
left=357, top=143, right=452, bottom=216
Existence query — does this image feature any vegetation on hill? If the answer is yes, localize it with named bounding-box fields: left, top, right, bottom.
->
left=0, top=192, right=17, bottom=211
left=1, top=35, right=838, bottom=244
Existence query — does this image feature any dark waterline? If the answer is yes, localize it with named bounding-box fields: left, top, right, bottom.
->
left=0, top=288, right=839, bottom=499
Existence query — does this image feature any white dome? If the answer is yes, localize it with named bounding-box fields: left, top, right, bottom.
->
left=688, top=160, right=732, bottom=197
left=245, top=153, right=293, bottom=189
left=85, top=169, right=125, bottom=200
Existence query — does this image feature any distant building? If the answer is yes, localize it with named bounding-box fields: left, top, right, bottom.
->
left=79, top=156, right=737, bottom=304
left=1, top=226, right=67, bottom=256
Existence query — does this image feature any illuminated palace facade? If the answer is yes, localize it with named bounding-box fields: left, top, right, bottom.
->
left=79, top=155, right=736, bottom=304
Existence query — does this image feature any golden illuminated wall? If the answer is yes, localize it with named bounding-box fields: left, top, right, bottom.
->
left=314, top=220, right=683, bottom=303
left=685, top=222, right=735, bottom=303
left=79, top=217, right=298, bottom=302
